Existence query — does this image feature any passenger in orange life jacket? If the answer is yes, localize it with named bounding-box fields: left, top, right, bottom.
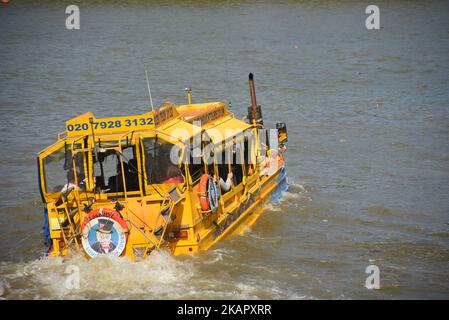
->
left=163, top=165, right=184, bottom=184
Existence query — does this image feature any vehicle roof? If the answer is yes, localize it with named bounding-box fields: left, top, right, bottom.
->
left=54, top=101, right=252, bottom=148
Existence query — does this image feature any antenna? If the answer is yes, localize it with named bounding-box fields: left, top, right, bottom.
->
left=145, top=69, right=154, bottom=111
left=185, top=87, right=192, bottom=104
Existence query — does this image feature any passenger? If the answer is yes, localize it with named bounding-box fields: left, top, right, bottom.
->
left=61, top=170, right=85, bottom=193
left=108, top=162, right=129, bottom=192
left=163, top=165, right=184, bottom=184
left=216, top=172, right=233, bottom=192
left=61, top=170, right=76, bottom=193
left=128, top=159, right=138, bottom=176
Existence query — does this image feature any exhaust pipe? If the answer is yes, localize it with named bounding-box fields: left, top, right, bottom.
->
left=247, top=73, right=264, bottom=127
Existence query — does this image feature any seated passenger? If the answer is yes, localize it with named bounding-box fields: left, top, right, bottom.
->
left=231, top=165, right=243, bottom=185
left=216, top=172, right=233, bottom=192
left=61, top=170, right=85, bottom=193
left=163, top=165, right=184, bottom=184
left=108, top=162, right=129, bottom=192
left=61, top=170, right=76, bottom=193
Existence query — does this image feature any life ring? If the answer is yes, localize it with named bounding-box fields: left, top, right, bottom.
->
left=80, top=208, right=129, bottom=258
left=208, top=175, right=219, bottom=212
left=199, top=174, right=219, bottom=213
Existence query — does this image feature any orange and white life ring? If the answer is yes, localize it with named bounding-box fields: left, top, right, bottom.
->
left=80, top=208, right=128, bottom=258
left=199, top=174, right=211, bottom=211
left=199, top=174, right=219, bottom=213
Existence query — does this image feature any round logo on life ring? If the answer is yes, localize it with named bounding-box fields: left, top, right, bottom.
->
left=81, top=209, right=127, bottom=258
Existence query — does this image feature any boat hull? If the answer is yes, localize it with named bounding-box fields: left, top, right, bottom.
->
left=171, top=165, right=288, bottom=256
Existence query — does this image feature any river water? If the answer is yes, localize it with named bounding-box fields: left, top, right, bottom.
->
left=1, top=0, right=449, bottom=299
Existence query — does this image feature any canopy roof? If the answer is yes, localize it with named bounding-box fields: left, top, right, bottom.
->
left=62, top=101, right=251, bottom=147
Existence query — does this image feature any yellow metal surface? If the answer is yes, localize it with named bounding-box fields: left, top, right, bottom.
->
left=65, top=103, right=179, bottom=137
left=177, top=101, right=228, bottom=124
left=204, top=117, right=251, bottom=145
left=158, top=118, right=202, bottom=143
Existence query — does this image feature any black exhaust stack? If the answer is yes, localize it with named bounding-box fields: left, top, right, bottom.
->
left=247, top=73, right=264, bottom=127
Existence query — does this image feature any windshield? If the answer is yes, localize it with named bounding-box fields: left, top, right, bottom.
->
left=92, top=145, right=139, bottom=193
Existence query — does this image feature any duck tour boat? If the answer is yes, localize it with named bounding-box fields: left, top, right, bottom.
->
left=37, top=73, right=289, bottom=261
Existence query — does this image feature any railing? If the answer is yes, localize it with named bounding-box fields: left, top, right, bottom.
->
left=54, top=187, right=81, bottom=255
left=125, top=186, right=181, bottom=259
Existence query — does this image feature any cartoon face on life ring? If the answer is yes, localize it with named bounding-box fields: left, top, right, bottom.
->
left=81, top=208, right=128, bottom=258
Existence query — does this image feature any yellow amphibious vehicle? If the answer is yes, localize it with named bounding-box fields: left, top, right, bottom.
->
left=38, top=74, right=288, bottom=260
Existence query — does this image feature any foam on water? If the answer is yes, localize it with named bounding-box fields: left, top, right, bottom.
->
left=0, top=177, right=310, bottom=300
left=0, top=250, right=196, bottom=299
left=264, top=177, right=311, bottom=212
left=286, top=177, right=306, bottom=193
left=200, top=248, right=230, bottom=265
left=264, top=202, right=282, bottom=212
left=0, top=247, right=303, bottom=299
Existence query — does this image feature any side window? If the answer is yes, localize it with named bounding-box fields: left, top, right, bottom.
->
left=93, top=149, right=122, bottom=193
left=244, top=135, right=256, bottom=176
left=187, top=136, right=205, bottom=183
left=92, top=143, right=139, bottom=193
left=231, top=138, right=244, bottom=186
left=258, top=128, right=269, bottom=157
left=44, top=145, right=68, bottom=193
left=43, top=142, right=85, bottom=193
left=122, top=146, right=139, bottom=192
left=143, top=137, right=183, bottom=185
left=216, top=146, right=228, bottom=182
left=215, top=145, right=232, bottom=194
left=188, top=154, right=204, bottom=183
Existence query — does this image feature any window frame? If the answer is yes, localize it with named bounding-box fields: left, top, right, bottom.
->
left=139, top=132, right=187, bottom=194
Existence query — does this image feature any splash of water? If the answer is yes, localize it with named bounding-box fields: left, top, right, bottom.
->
left=286, top=176, right=306, bottom=193
left=0, top=178, right=312, bottom=300
left=0, top=250, right=196, bottom=299
left=264, top=177, right=311, bottom=212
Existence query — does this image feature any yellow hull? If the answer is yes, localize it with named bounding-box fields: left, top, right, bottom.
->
left=46, top=161, right=287, bottom=261
left=171, top=165, right=287, bottom=256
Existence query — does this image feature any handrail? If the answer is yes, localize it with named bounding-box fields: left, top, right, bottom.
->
left=118, top=130, right=136, bottom=200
